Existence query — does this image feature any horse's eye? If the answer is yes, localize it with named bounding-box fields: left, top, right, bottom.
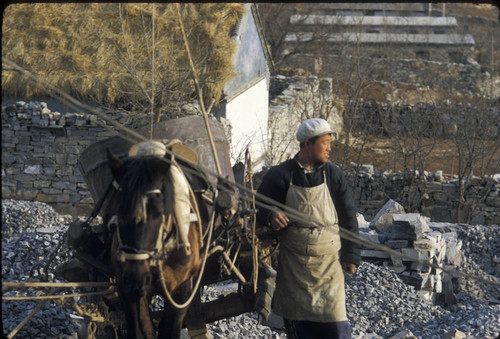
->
left=147, top=192, right=162, bottom=201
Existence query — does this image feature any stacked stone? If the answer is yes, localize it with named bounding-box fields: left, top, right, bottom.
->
left=359, top=199, right=463, bottom=301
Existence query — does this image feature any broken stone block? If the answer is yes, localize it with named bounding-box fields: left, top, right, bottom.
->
left=442, top=232, right=462, bottom=265
left=361, top=249, right=390, bottom=259
left=384, top=239, right=409, bottom=249
left=390, top=253, right=403, bottom=266
left=357, top=213, right=370, bottom=229
left=400, top=271, right=429, bottom=289
left=434, top=279, right=442, bottom=293
left=410, top=261, right=431, bottom=273
left=390, top=213, right=430, bottom=240
left=413, top=238, right=436, bottom=251
left=434, top=170, right=444, bottom=182
left=386, top=265, right=406, bottom=274
left=388, top=329, right=417, bottom=339
left=419, top=290, right=435, bottom=302
left=434, top=245, right=446, bottom=264
left=360, top=164, right=374, bottom=174
left=401, top=247, right=433, bottom=262
left=359, top=231, right=385, bottom=249
left=442, top=329, right=466, bottom=339
left=369, top=199, right=405, bottom=234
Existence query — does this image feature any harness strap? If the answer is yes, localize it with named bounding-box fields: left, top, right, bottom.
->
left=109, top=212, right=167, bottom=264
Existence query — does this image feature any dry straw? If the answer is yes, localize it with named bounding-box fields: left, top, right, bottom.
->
left=2, top=3, right=244, bottom=114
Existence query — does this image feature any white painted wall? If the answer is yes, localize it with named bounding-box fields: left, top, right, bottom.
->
left=226, top=77, right=268, bottom=171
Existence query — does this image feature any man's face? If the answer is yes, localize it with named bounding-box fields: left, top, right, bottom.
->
left=309, top=134, right=332, bottom=164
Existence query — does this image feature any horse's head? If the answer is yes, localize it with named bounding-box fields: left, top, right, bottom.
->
left=107, top=148, right=171, bottom=300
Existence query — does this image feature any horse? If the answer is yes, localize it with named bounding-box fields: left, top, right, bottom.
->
left=103, top=143, right=210, bottom=339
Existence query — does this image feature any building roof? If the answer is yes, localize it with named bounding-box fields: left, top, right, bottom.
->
left=286, top=32, right=475, bottom=45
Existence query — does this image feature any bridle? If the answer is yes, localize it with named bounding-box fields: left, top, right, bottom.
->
left=108, top=188, right=171, bottom=265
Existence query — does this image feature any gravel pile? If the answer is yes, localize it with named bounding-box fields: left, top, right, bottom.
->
left=2, top=199, right=499, bottom=338
left=2, top=200, right=78, bottom=338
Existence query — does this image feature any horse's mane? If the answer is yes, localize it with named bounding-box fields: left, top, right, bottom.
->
left=114, top=156, right=161, bottom=220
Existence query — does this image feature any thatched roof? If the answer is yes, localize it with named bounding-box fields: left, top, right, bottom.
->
left=2, top=3, right=244, bottom=113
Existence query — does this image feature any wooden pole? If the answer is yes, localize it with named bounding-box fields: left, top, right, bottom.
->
left=175, top=4, right=222, bottom=176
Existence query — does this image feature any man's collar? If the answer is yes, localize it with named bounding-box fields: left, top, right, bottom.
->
left=293, top=153, right=326, bottom=171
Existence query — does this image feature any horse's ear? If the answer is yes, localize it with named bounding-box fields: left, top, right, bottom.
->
left=106, top=148, right=124, bottom=180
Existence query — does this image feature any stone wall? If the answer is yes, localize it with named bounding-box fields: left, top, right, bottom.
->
left=1, top=101, right=140, bottom=216
left=346, top=166, right=500, bottom=225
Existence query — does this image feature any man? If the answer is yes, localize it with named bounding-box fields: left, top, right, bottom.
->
left=256, top=118, right=360, bottom=339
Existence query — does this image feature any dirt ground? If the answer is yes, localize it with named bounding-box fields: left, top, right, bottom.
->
left=330, top=137, right=500, bottom=176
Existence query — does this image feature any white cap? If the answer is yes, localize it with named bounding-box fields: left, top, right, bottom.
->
left=296, top=118, right=333, bottom=142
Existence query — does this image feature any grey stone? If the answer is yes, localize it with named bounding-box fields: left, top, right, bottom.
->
left=23, top=165, right=43, bottom=175
left=442, top=329, right=466, bottom=339
left=370, top=199, right=405, bottom=233
left=470, top=213, right=486, bottom=225
left=401, top=247, right=432, bottom=262
left=361, top=249, right=391, bottom=259
left=388, top=329, right=417, bottom=339
left=390, top=213, right=430, bottom=240
left=384, top=239, right=410, bottom=249
left=361, top=164, right=375, bottom=174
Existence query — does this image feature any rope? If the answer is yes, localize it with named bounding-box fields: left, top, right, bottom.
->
left=245, top=148, right=259, bottom=293
left=210, top=245, right=247, bottom=284
left=2, top=281, right=114, bottom=289
left=3, top=287, right=116, bottom=301
left=158, top=192, right=217, bottom=309
left=175, top=3, right=222, bottom=176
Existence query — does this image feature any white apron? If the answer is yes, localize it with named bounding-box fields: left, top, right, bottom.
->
left=272, top=170, right=347, bottom=322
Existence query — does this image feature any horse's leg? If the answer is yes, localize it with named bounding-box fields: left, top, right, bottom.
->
left=122, top=297, right=155, bottom=339
left=185, top=288, right=210, bottom=339
left=139, top=296, right=156, bottom=338
left=158, top=306, right=188, bottom=339
left=124, top=302, right=145, bottom=339
left=157, top=280, right=191, bottom=339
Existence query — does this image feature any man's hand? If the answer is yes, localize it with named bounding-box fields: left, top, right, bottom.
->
left=269, top=210, right=289, bottom=231
left=341, top=262, right=357, bottom=274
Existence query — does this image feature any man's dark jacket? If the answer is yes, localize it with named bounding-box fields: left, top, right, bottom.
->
left=256, top=157, right=361, bottom=266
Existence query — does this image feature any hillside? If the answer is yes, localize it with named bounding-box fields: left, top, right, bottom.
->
left=439, top=3, right=500, bottom=75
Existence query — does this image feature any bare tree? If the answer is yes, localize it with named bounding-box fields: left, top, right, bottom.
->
left=446, top=100, right=500, bottom=222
